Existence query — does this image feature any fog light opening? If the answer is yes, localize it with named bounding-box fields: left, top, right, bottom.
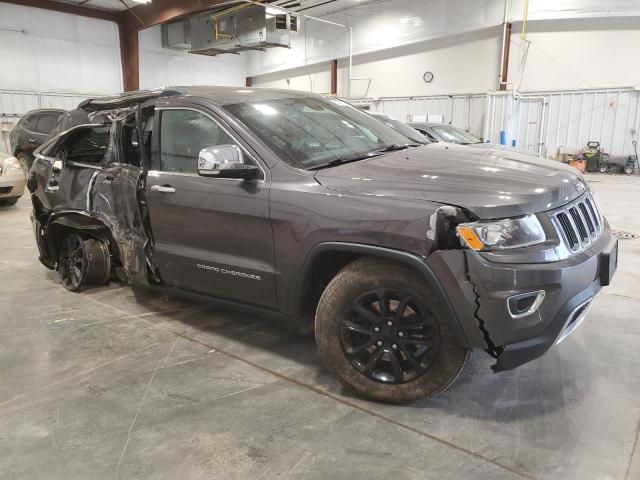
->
left=507, top=290, right=546, bottom=319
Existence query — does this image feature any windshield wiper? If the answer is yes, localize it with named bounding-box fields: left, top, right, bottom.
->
left=312, top=144, right=420, bottom=170
left=378, top=143, right=422, bottom=151
left=313, top=152, right=376, bottom=170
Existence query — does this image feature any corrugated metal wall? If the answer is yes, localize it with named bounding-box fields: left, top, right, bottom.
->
left=3, top=88, right=639, bottom=163
left=368, top=95, right=488, bottom=140
left=357, top=88, right=640, bottom=163
left=0, top=90, right=94, bottom=116
left=0, top=90, right=103, bottom=155
left=484, top=89, right=640, bottom=161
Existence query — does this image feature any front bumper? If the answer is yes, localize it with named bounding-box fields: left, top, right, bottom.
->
left=0, top=169, right=27, bottom=199
left=427, top=229, right=617, bottom=371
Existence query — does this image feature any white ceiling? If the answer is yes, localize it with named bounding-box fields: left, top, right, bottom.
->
left=51, top=0, right=380, bottom=15
left=52, top=0, right=129, bottom=12
left=273, top=0, right=381, bottom=17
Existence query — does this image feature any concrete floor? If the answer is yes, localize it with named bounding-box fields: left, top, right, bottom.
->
left=1, top=174, right=639, bottom=480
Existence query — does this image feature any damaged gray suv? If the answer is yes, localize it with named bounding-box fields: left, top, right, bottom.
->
left=28, top=87, right=618, bottom=403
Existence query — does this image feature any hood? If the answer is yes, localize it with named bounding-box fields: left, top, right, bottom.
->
left=314, top=143, right=586, bottom=219
left=466, top=142, right=541, bottom=157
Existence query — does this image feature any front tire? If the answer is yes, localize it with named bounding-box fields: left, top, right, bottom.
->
left=315, top=257, right=468, bottom=404
left=58, top=233, right=111, bottom=291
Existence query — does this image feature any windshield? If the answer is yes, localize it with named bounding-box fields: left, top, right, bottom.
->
left=224, top=97, right=422, bottom=169
left=432, top=125, right=481, bottom=144
left=372, top=115, right=429, bottom=145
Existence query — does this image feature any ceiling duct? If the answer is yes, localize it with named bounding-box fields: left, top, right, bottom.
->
left=161, top=21, right=191, bottom=50
left=188, top=4, right=295, bottom=56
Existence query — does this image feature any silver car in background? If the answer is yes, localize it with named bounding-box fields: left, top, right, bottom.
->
left=0, top=152, right=26, bottom=206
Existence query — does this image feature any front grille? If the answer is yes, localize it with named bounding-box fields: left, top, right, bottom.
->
left=552, top=193, right=603, bottom=253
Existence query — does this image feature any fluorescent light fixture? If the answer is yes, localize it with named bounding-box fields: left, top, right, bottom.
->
left=266, top=6, right=285, bottom=15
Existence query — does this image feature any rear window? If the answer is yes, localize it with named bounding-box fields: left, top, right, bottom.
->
left=35, top=114, right=61, bottom=134
left=64, top=126, right=111, bottom=165
left=19, top=115, right=37, bottom=132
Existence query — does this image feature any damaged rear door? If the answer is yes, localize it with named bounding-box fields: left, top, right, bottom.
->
left=91, top=109, right=156, bottom=284
left=42, top=124, right=111, bottom=212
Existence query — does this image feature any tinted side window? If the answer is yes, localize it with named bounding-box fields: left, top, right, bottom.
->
left=141, top=109, right=154, bottom=165
left=35, top=114, right=60, bottom=134
left=65, top=126, right=111, bottom=165
left=19, top=115, right=37, bottom=132
left=421, top=130, right=438, bottom=142
left=159, top=109, right=235, bottom=174
left=121, top=116, right=141, bottom=166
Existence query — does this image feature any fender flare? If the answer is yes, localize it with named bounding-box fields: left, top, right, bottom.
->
left=295, top=242, right=471, bottom=348
left=45, top=211, right=119, bottom=260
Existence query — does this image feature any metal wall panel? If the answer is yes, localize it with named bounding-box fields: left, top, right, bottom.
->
left=357, top=88, right=639, bottom=163
left=355, top=94, right=488, bottom=138
left=485, top=89, right=640, bottom=161
left=0, top=90, right=93, bottom=117
left=0, top=90, right=104, bottom=155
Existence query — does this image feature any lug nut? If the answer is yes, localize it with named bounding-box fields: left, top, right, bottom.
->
left=373, top=327, right=380, bottom=333
left=387, top=321, right=393, bottom=327
left=392, top=344, right=398, bottom=350
left=398, top=332, right=404, bottom=338
left=377, top=340, right=383, bottom=346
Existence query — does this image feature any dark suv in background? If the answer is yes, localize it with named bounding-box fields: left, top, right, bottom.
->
left=28, top=87, right=617, bottom=403
left=10, top=109, right=66, bottom=170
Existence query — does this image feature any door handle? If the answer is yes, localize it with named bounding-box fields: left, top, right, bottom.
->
left=103, top=175, right=115, bottom=183
left=150, top=184, right=176, bottom=194
left=28, top=138, right=37, bottom=143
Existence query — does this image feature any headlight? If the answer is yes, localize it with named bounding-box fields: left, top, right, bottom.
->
left=1, top=157, right=26, bottom=177
left=456, top=214, right=546, bottom=251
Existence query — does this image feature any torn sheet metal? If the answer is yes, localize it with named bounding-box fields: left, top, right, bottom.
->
left=32, top=107, right=157, bottom=286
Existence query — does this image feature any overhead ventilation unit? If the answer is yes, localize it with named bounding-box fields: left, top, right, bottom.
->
left=161, top=20, right=191, bottom=50
left=189, top=4, right=294, bottom=56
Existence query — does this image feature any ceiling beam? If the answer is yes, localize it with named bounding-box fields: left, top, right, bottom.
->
left=128, top=0, right=284, bottom=30
left=0, top=0, right=120, bottom=23
left=128, top=0, right=229, bottom=29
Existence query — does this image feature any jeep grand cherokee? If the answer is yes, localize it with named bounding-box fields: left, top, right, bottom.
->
left=27, top=87, right=618, bottom=403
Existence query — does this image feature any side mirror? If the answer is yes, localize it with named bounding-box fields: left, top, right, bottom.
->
left=197, top=145, right=260, bottom=180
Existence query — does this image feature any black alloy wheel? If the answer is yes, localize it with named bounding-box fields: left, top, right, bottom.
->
left=340, top=289, right=440, bottom=384
left=58, top=233, right=110, bottom=291
left=315, top=257, right=469, bottom=404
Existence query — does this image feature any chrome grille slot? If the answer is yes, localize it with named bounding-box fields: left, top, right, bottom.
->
left=557, top=212, right=579, bottom=249
left=584, top=197, right=600, bottom=228
left=578, top=203, right=595, bottom=234
left=569, top=207, right=589, bottom=242
left=551, top=193, right=603, bottom=255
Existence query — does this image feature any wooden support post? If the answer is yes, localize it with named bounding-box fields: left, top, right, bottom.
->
left=499, top=22, right=512, bottom=91
left=330, top=59, right=338, bottom=96
left=118, top=12, right=140, bottom=92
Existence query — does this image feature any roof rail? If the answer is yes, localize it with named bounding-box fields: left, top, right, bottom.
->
left=78, top=89, right=182, bottom=112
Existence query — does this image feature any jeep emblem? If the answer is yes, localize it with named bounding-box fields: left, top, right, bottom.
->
left=575, top=181, right=586, bottom=193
